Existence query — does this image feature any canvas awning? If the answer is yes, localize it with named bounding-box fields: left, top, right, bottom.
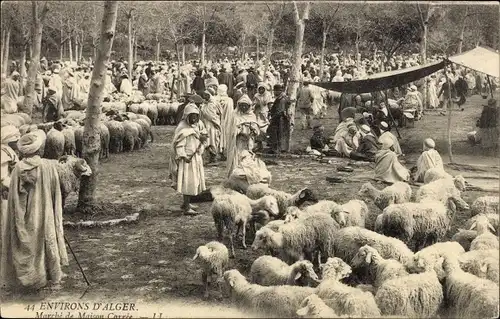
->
left=446, top=46, right=499, bottom=78
left=307, top=60, right=445, bottom=94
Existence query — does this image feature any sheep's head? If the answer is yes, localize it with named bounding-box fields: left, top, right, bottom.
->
left=192, top=245, right=211, bottom=261
left=453, top=175, right=467, bottom=192
left=410, top=253, right=446, bottom=280
left=331, top=205, right=349, bottom=227
left=284, top=206, right=302, bottom=223
left=469, top=215, right=496, bottom=234
left=295, top=188, right=318, bottom=206
left=351, top=245, right=381, bottom=267
left=53, top=120, right=67, bottom=131
left=223, top=269, right=246, bottom=289
left=320, top=257, right=352, bottom=281
left=261, top=195, right=279, bottom=216
left=294, top=260, right=320, bottom=283
left=296, top=294, right=327, bottom=317
left=251, top=227, right=279, bottom=251
left=358, top=182, right=375, bottom=199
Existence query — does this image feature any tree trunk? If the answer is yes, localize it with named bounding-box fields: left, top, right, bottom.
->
left=319, top=26, right=327, bottom=79
left=79, top=40, right=83, bottom=62
left=1, top=28, right=5, bottom=65
left=78, top=0, right=119, bottom=211
left=422, top=23, right=428, bottom=109
left=134, top=36, right=138, bottom=62
left=263, top=28, right=275, bottom=78
left=127, top=11, right=133, bottom=79
left=93, top=45, right=97, bottom=61
left=241, top=33, right=246, bottom=61
left=457, top=6, right=469, bottom=54
left=20, top=44, right=27, bottom=78
left=286, top=2, right=310, bottom=152
left=181, top=42, right=186, bottom=64
left=2, top=27, right=11, bottom=74
left=22, top=1, right=48, bottom=115
left=69, top=35, right=73, bottom=64
left=155, top=34, right=160, bottom=62
left=256, top=36, right=259, bottom=61
left=75, top=35, right=79, bottom=63
left=201, top=21, right=206, bottom=66
left=444, top=70, right=454, bottom=163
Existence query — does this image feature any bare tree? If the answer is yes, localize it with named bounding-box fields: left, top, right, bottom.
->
left=263, top=2, right=287, bottom=76
left=78, top=0, right=119, bottom=211
left=417, top=2, right=436, bottom=109
left=21, top=1, right=49, bottom=115
left=125, top=7, right=135, bottom=78
left=286, top=1, right=310, bottom=152
left=312, top=3, right=341, bottom=78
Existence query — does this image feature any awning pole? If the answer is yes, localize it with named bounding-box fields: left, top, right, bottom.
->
left=486, top=75, right=494, bottom=99
left=384, top=89, right=401, bottom=139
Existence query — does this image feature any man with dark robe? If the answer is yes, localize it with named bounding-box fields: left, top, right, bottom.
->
left=267, top=84, right=291, bottom=154
left=217, top=65, right=235, bottom=97
left=350, top=124, right=380, bottom=162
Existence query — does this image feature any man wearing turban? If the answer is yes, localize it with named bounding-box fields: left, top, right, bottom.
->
left=1, top=132, right=68, bottom=291
left=374, top=134, right=410, bottom=184
left=1, top=126, right=21, bottom=212
left=413, top=138, right=444, bottom=182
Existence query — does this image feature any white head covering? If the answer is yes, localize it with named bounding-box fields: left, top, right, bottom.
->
left=17, top=132, right=44, bottom=156
left=1, top=125, right=21, bottom=144
left=360, top=124, right=371, bottom=134
left=423, top=138, right=435, bottom=149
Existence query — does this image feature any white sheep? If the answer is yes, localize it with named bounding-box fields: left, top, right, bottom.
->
left=375, top=198, right=461, bottom=251
left=296, top=294, right=338, bottom=318
left=441, top=254, right=499, bottom=319
left=249, top=256, right=320, bottom=287
left=223, top=269, right=316, bottom=318
left=465, top=213, right=499, bottom=234
left=408, top=241, right=465, bottom=276
left=357, top=181, right=412, bottom=211
left=374, top=259, right=444, bottom=318
left=471, top=196, right=499, bottom=216
left=192, top=241, right=229, bottom=298
left=315, top=257, right=381, bottom=317
left=54, top=155, right=92, bottom=208
left=350, top=245, right=409, bottom=290
left=331, top=226, right=414, bottom=269
left=211, top=192, right=279, bottom=258
left=415, top=176, right=469, bottom=208
left=284, top=200, right=339, bottom=223
left=458, top=249, right=499, bottom=284
left=331, top=199, right=369, bottom=228
left=469, top=214, right=499, bottom=251
left=252, top=213, right=339, bottom=265
left=246, top=183, right=318, bottom=217
left=423, top=167, right=453, bottom=184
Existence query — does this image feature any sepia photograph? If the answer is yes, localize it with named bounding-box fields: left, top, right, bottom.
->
left=0, top=0, right=499, bottom=318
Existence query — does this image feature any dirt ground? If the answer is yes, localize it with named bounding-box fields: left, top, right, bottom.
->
left=2, top=93, right=498, bottom=317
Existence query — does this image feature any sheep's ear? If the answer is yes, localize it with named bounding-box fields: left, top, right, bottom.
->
left=228, top=279, right=235, bottom=288
left=192, top=252, right=199, bottom=260
left=479, top=263, right=488, bottom=273
left=487, top=223, right=496, bottom=233
left=365, top=252, right=372, bottom=264
left=296, top=307, right=309, bottom=317
left=59, top=155, right=69, bottom=163
left=299, top=190, right=306, bottom=199
left=294, top=272, right=302, bottom=281
left=469, top=222, right=477, bottom=230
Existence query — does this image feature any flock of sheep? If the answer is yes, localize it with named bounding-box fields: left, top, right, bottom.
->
left=193, top=169, right=499, bottom=318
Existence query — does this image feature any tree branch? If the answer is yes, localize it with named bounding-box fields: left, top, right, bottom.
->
left=292, top=1, right=300, bottom=23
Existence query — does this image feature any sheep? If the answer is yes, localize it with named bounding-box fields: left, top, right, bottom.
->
left=146, top=103, right=158, bottom=125
left=471, top=196, right=499, bottom=216
left=296, top=294, right=338, bottom=318
left=458, top=249, right=499, bottom=284
left=54, top=155, right=92, bottom=207
left=128, top=103, right=140, bottom=114
left=98, top=122, right=110, bottom=159
left=43, top=121, right=66, bottom=159
left=192, top=241, right=229, bottom=298
left=249, top=256, right=320, bottom=287
left=252, top=213, right=339, bottom=265
left=284, top=200, right=339, bottom=223
left=408, top=241, right=465, bottom=277
left=211, top=192, right=279, bottom=258
left=350, top=245, right=409, bottom=290
left=375, top=198, right=463, bottom=251
left=156, top=102, right=169, bottom=125
left=122, top=119, right=140, bottom=151
left=465, top=213, right=499, bottom=234
left=469, top=214, right=499, bottom=251
left=441, top=254, right=499, bottom=319
left=331, top=227, right=414, bottom=269
left=136, top=113, right=152, bottom=126
left=374, top=260, right=444, bottom=318
left=315, top=257, right=381, bottom=317
left=246, top=183, right=318, bottom=217
left=73, top=124, right=84, bottom=157
left=62, top=126, right=76, bottom=156
left=358, top=181, right=412, bottom=211
left=37, top=121, right=54, bottom=133
left=134, top=118, right=153, bottom=146
left=331, top=199, right=369, bottom=228
left=104, top=119, right=124, bottom=153
left=415, top=176, right=468, bottom=207
left=423, top=167, right=453, bottom=184
left=223, top=269, right=316, bottom=318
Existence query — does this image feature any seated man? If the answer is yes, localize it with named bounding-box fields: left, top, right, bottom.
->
left=350, top=124, right=380, bottom=162
left=378, top=121, right=402, bottom=156
left=374, top=135, right=410, bottom=184
left=413, top=138, right=444, bottom=182
left=310, top=125, right=330, bottom=152
left=224, top=150, right=271, bottom=194
left=333, top=124, right=359, bottom=157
